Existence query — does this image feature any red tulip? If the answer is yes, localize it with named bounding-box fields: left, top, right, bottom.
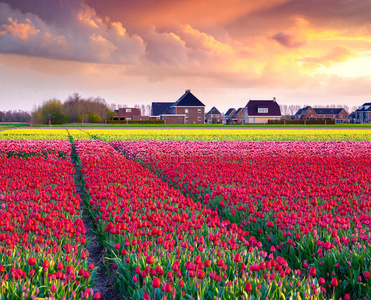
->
left=234, top=253, right=241, bottom=263
left=309, top=267, right=316, bottom=276
left=146, top=256, right=154, bottom=265
left=28, top=257, right=36, bottom=266
left=245, top=282, right=253, bottom=292
left=152, top=277, right=161, bottom=289
left=331, top=278, right=338, bottom=287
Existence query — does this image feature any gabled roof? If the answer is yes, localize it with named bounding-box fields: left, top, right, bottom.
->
left=313, top=108, right=343, bottom=115
left=151, top=102, right=173, bottom=116
left=356, top=103, right=371, bottom=112
left=206, top=107, right=221, bottom=115
left=294, top=106, right=310, bottom=116
left=245, top=100, right=281, bottom=117
left=224, top=108, right=235, bottom=118
left=232, top=108, right=244, bottom=119
left=171, top=90, right=205, bottom=107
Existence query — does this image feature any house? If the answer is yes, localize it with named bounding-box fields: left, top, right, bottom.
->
left=294, top=106, right=349, bottom=123
left=222, top=108, right=236, bottom=124
left=354, top=103, right=371, bottom=123
left=231, top=108, right=245, bottom=124
left=170, top=90, right=205, bottom=124
left=206, top=107, right=222, bottom=124
left=244, top=98, right=281, bottom=124
left=294, top=106, right=316, bottom=119
left=349, top=112, right=356, bottom=123
left=112, top=107, right=141, bottom=121
left=313, top=108, right=349, bottom=123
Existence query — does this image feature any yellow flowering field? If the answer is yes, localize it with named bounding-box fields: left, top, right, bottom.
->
left=83, top=129, right=371, bottom=141
left=67, top=129, right=91, bottom=140
left=0, top=129, right=70, bottom=140
left=1, top=128, right=371, bottom=141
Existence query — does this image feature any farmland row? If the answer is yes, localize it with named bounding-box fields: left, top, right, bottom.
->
left=2, top=128, right=371, bottom=141
left=73, top=140, right=324, bottom=299
left=113, top=140, right=371, bottom=299
left=0, top=141, right=99, bottom=299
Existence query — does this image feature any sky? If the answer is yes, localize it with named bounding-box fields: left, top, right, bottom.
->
left=0, top=0, right=370, bottom=113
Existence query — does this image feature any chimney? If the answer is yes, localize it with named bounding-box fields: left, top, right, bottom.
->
left=185, top=89, right=190, bottom=93
left=273, top=97, right=276, bottom=102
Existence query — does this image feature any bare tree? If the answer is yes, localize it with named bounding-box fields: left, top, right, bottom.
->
left=146, top=104, right=151, bottom=116
left=141, top=104, right=146, bottom=116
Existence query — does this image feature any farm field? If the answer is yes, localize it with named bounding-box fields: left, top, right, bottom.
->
left=0, top=141, right=97, bottom=299
left=1, top=128, right=371, bottom=299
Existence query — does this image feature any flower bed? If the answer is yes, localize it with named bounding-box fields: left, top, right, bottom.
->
left=85, top=128, right=371, bottom=141
left=0, top=141, right=97, bottom=299
left=113, top=140, right=371, bottom=299
left=75, top=140, right=323, bottom=299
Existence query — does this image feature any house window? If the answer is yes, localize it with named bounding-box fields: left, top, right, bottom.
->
left=198, top=117, right=201, bottom=121
left=126, top=108, right=131, bottom=112
left=185, top=109, right=189, bottom=113
left=185, top=117, right=188, bottom=120
left=258, top=108, right=268, bottom=113
left=198, top=109, right=202, bottom=113
left=252, top=117, right=255, bottom=123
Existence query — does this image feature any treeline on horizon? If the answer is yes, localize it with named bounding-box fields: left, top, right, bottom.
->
left=31, top=93, right=115, bottom=124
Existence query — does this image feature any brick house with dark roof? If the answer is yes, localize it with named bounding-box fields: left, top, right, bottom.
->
left=170, top=90, right=205, bottom=124
left=294, top=106, right=316, bottom=119
left=294, top=106, right=349, bottom=123
left=244, top=98, right=281, bottom=124
left=206, top=107, right=222, bottom=124
left=231, top=108, right=245, bottom=124
left=222, top=108, right=236, bottom=124
left=354, top=103, right=371, bottom=123
left=112, top=107, right=142, bottom=121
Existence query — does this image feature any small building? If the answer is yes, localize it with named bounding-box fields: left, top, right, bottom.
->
left=231, top=108, right=245, bottom=124
left=294, top=106, right=349, bottom=123
left=313, top=108, right=349, bottom=123
left=244, top=98, right=281, bottom=124
left=354, top=103, right=371, bottom=123
left=206, top=107, right=222, bottom=124
left=170, top=90, right=205, bottom=124
left=112, top=107, right=141, bottom=121
left=294, top=106, right=316, bottom=119
left=222, top=108, right=236, bottom=124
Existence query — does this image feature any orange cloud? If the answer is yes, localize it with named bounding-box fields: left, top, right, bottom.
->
left=301, top=46, right=356, bottom=67
left=0, top=17, right=39, bottom=41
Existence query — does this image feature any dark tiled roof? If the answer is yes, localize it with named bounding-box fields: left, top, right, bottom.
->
left=355, top=103, right=371, bottom=112
left=232, top=108, right=244, bottom=119
left=171, top=90, right=205, bottom=107
left=245, top=100, right=281, bottom=117
left=151, top=102, right=173, bottom=116
left=313, top=108, right=343, bottom=115
left=294, top=106, right=310, bottom=116
left=224, top=108, right=235, bottom=118
left=206, top=107, right=221, bottom=115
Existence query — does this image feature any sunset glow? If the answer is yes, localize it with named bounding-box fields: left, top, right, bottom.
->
left=0, top=0, right=370, bottom=111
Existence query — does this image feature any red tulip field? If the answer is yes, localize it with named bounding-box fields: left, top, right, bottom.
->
left=112, top=140, right=371, bottom=299
left=0, top=141, right=96, bottom=299
left=1, top=131, right=371, bottom=299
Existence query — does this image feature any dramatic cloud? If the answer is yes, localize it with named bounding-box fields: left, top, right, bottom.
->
left=0, top=0, right=371, bottom=111
left=301, top=46, right=356, bottom=67
left=0, top=2, right=145, bottom=63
